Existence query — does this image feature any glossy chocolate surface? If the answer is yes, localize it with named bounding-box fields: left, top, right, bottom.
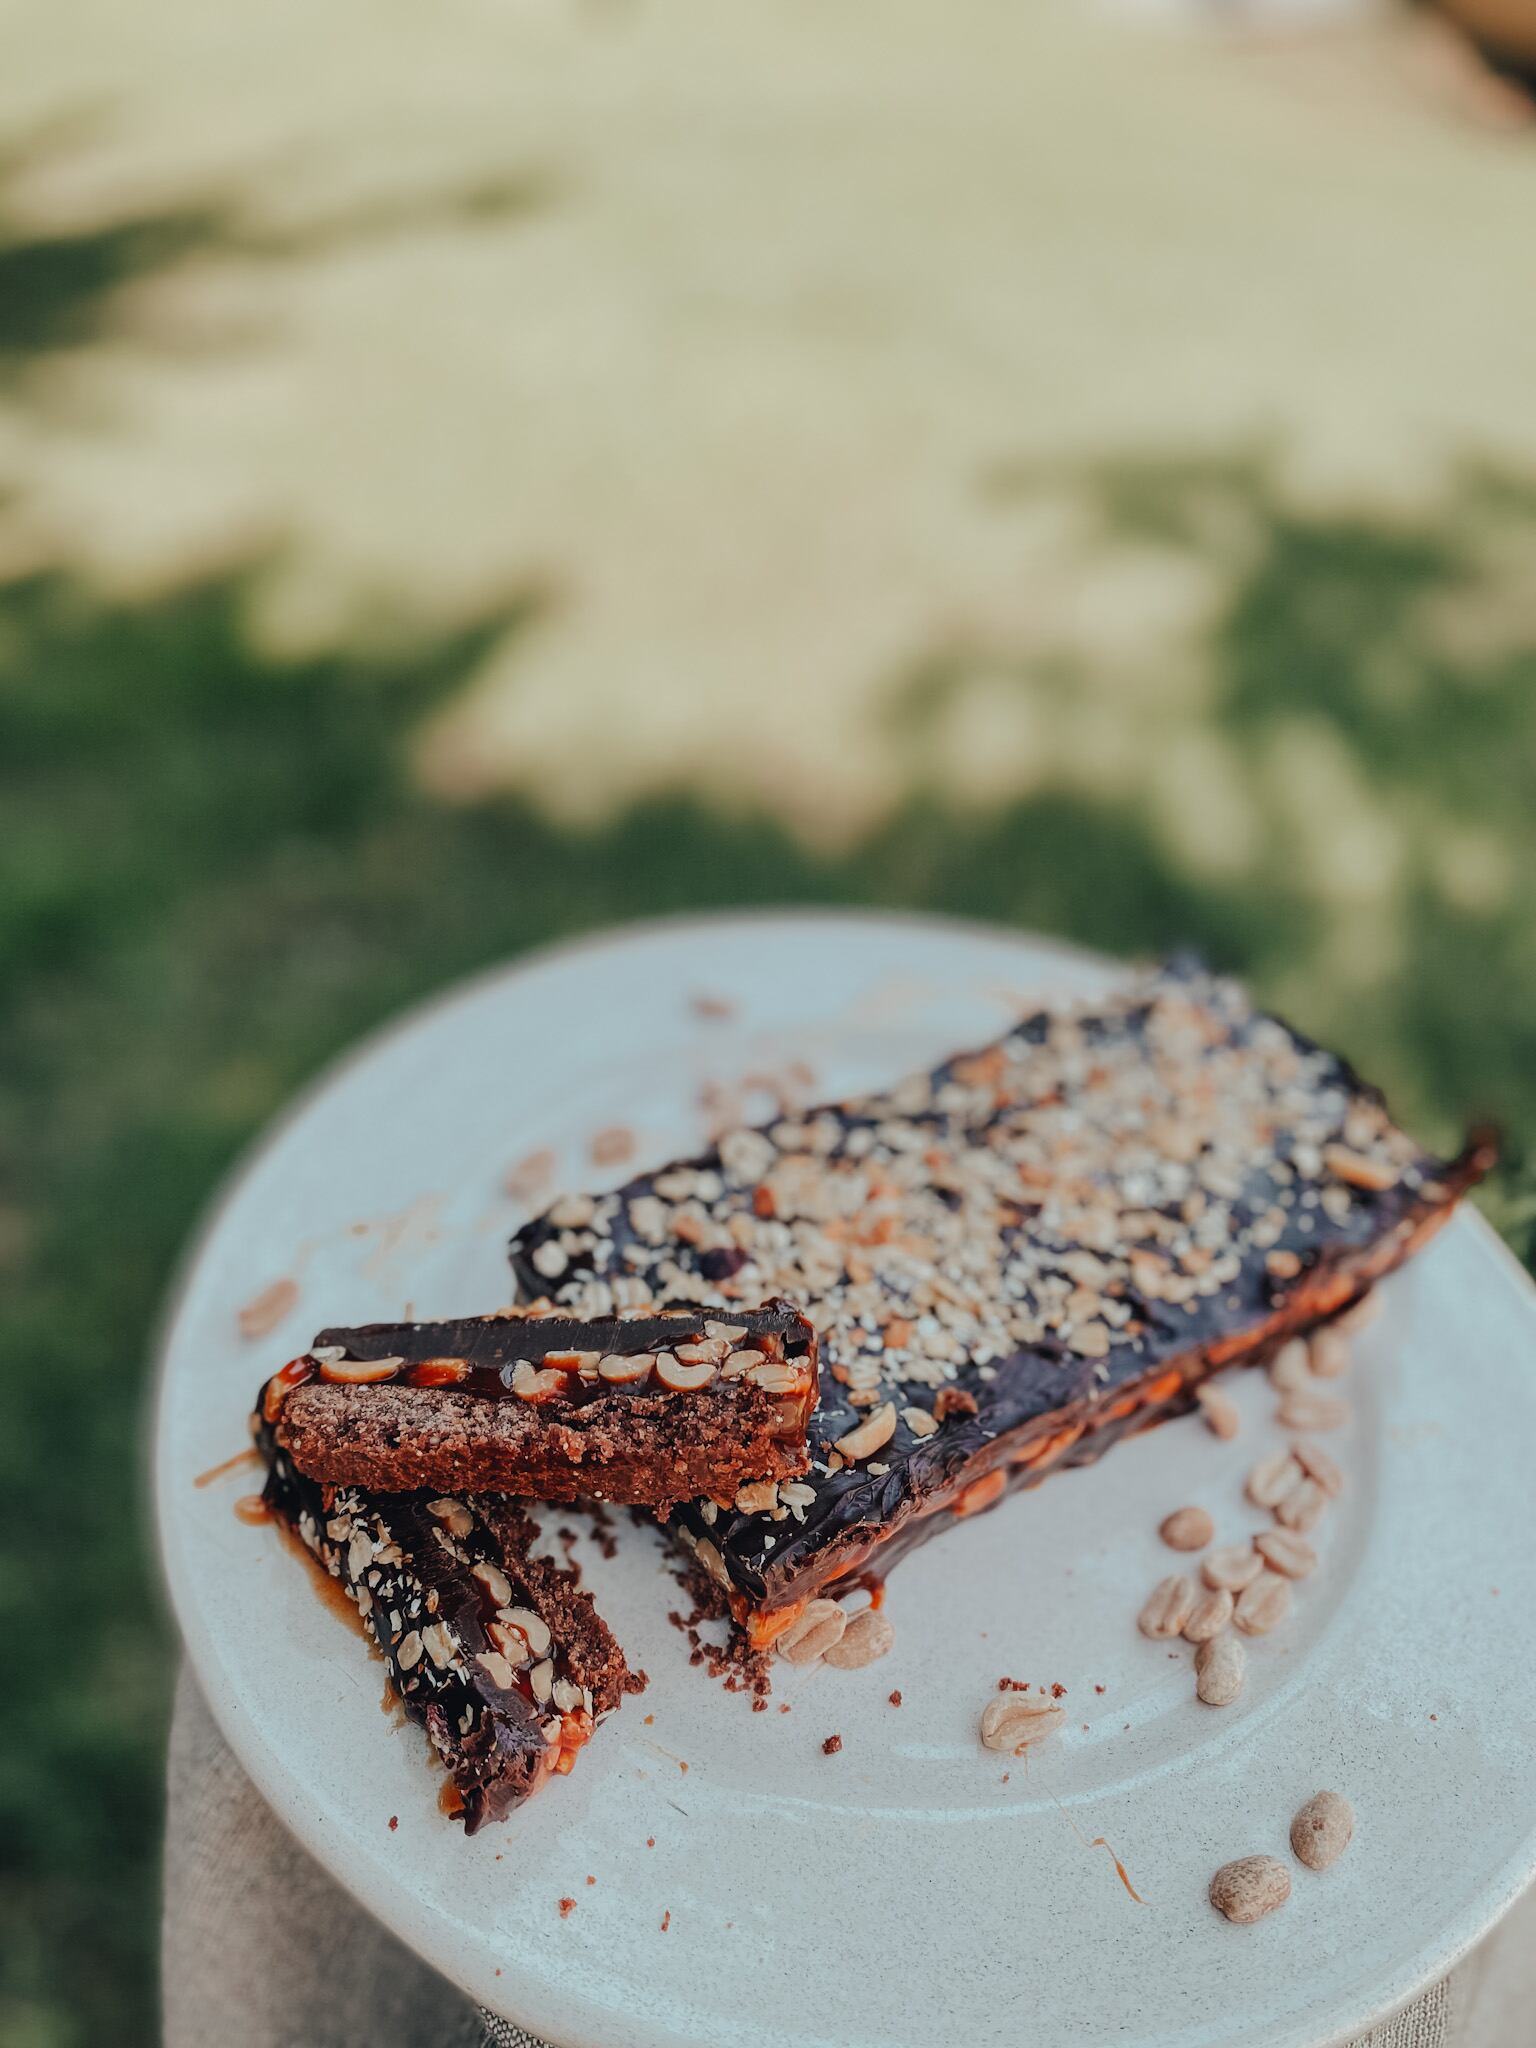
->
left=509, top=961, right=1490, bottom=1611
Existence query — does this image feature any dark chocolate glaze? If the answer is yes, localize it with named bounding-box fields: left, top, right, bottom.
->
left=290, top=1300, right=814, bottom=1413
left=509, top=960, right=1493, bottom=1615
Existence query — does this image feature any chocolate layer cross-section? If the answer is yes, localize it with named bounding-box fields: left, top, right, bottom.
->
left=256, top=1403, right=644, bottom=1829
left=509, top=960, right=1493, bottom=1647
left=266, top=1300, right=819, bottom=1509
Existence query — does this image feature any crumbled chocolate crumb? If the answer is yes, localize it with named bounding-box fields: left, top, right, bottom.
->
left=387, top=1815, right=398, bottom=1831
left=1094, top=1684, right=1106, bottom=1694
left=238, top=1276, right=299, bottom=1340
left=998, top=1676, right=1029, bottom=1692
left=587, top=1500, right=620, bottom=1561
left=503, top=1148, right=556, bottom=1203
left=558, top=1898, right=576, bottom=1918
left=888, top=1690, right=903, bottom=1707
left=585, top=1874, right=596, bottom=1886
left=590, top=1125, right=635, bottom=1167
left=822, top=1734, right=843, bottom=1756
left=1050, top=1682, right=1067, bottom=1699
left=660, top=1910, right=671, bottom=1932
left=646, top=1836, right=656, bottom=1848
left=663, top=1558, right=774, bottom=1697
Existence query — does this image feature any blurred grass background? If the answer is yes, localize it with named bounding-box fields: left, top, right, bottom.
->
left=2, top=2, right=1536, bottom=2042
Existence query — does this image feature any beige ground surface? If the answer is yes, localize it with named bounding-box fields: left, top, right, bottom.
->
left=2, top=0, right=1533, bottom=842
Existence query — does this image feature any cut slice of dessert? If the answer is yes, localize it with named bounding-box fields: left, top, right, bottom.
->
left=265, top=1298, right=818, bottom=1510
left=255, top=1405, right=645, bottom=1828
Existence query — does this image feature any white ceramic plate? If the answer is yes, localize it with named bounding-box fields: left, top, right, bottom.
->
left=156, top=911, right=1536, bottom=2048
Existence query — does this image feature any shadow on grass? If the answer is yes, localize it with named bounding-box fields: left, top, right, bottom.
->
left=0, top=116, right=552, bottom=388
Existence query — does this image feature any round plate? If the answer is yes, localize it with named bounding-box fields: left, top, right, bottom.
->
left=155, top=911, right=1536, bottom=2048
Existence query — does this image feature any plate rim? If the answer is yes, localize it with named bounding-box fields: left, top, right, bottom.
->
left=152, top=907, right=1536, bottom=2048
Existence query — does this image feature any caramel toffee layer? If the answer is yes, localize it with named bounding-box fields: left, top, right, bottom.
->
left=508, top=960, right=1492, bottom=1637
left=256, top=1407, right=642, bottom=1828
left=268, top=1301, right=818, bottom=1507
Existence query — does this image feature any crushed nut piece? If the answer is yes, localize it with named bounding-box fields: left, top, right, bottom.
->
left=1138, top=1575, right=1197, bottom=1639
left=1307, top=1328, right=1352, bottom=1380
left=1278, top=1391, right=1350, bottom=1433
left=477, top=1650, right=516, bottom=1691
left=1273, top=1476, right=1329, bottom=1533
left=979, top=1693, right=1066, bottom=1754
left=776, top=1599, right=849, bottom=1666
left=1233, top=1572, right=1292, bottom=1636
left=1290, top=1790, right=1355, bottom=1871
left=1255, top=1529, right=1317, bottom=1579
left=834, top=1403, right=897, bottom=1462
left=238, top=1277, right=299, bottom=1340
left=597, top=1351, right=653, bottom=1386
left=1246, top=1450, right=1302, bottom=1509
left=421, top=1622, right=455, bottom=1669
left=1291, top=1438, right=1344, bottom=1497
left=503, top=1148, right=556, bottom=1202
left=499, top=1607, right=551, bottom=1657
left=471, top=1560, right=513, bottom=1608
left=1335, top=1292, right=1382, bottom=1336
left=1195, top=1632, right=1246, bottom=1706
left=1268, top=1339, right=1314, bottom=1394
left=734, top=1480, right=780, bottom=1515
left=1210, top=1854, right=1290, bottom=1923
left=1183, top=1586, right=1234, bottom=1643
left=1160, top=1506, right=1214, bottom=1552
left=822, top=1609, right=895, bottom=1669
left=1323, top=1145, right=1398, bottom=1192
left=1195, top=1384, right=1240, bottom=1440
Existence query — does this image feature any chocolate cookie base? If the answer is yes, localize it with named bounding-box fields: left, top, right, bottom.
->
left=275, top=1376, right=812, bottom=1508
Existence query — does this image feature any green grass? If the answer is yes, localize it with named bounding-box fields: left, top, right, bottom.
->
left=2, top=467, right=1535, bottom=2044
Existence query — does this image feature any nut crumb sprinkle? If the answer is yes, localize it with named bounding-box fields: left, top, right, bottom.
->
left=238, top=1276, right=299, bottom=1340
left=504, top=1148, right=557, bottom=1203
left=590, top=1125, right=636, bottom=1167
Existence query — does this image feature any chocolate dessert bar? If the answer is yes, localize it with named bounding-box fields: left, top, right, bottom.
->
left=509, top=960, right=1492, bottom=1647
left=266, top=1300, right=818, bottom=1509
left=256, top=1405, right=644, bottom=1828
